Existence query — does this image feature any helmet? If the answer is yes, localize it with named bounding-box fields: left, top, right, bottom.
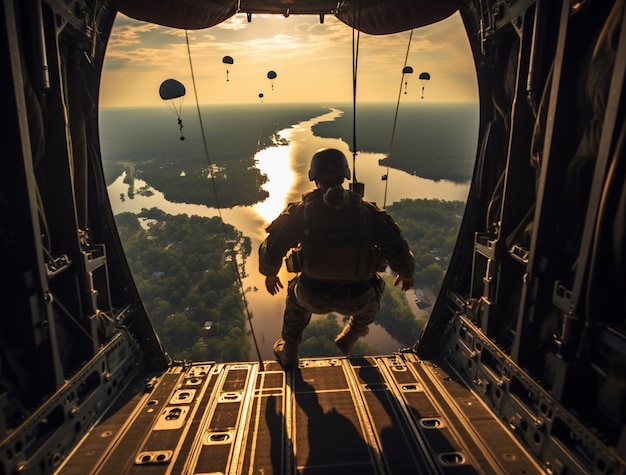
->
left=308, top=148, right=351, bottom=182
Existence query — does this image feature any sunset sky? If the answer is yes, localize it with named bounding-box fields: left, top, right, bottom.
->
left=100, top=10, right=478, bottom=108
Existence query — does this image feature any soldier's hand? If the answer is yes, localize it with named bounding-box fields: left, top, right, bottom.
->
left=265, top=275, right=283, bottom=295
left=394, top=275, right=414, bottom=291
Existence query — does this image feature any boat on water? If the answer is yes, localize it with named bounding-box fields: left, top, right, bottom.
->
left=2, top=0, right=625, bottom=474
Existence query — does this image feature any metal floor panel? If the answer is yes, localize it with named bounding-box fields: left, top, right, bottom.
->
left=56, top=354, right=543, bottom=475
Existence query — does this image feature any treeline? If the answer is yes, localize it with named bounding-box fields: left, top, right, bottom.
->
left=137, top=159, right=269, bottom=208
left=101, top=104, right=331, bottom=206
left=386, top=198, right=466, bottom=293
left=115, top=208, right=252, bottom=361
left=312, top=103, right=477, bottom=183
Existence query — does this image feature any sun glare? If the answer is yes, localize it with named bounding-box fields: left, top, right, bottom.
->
left=253, top=145, right=296, bottom=225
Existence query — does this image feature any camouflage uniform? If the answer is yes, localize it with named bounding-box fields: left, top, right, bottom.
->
left=259, top=187, right=414, bottom=345
left=281, top=273, right=386, bottom=342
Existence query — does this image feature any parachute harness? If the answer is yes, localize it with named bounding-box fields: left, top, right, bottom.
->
left=383, top=29, right=414, bottom=209
left=182, top=26, right=264, bottom=366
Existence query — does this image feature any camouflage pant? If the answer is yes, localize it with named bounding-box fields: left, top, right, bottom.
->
left=281, top=274, right=385, bottom=343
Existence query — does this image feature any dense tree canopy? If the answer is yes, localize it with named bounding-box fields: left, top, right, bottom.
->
left=116, top=208, right=251, bottom=361
left=375, top=274, right=426, bottom=345
left=312, top=104, right=477, bottom=183
left=114, top=198, right=463, bottom=361
left=387, top=198, right=465, bottom=293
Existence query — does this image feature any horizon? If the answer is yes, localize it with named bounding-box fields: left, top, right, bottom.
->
left=99, top=99, right=479, bottom=110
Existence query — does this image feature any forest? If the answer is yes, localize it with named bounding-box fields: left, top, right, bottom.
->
left=312, top=103, right=478, bottom=183
left=104, top=104, right=469, bottom=361
left=114, top=197, right=464, bottom=362
left=101, top=104, right=333, bottom=206
left=115, top=209, right=253, bottom=361
left=387, top=198, right=466, bottom=292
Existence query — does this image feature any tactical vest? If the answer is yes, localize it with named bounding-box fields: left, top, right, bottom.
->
left=286, top=189, right=379, bottom=281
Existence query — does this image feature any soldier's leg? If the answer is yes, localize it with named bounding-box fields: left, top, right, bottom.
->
left=335, top=276, right=385, bottom=354
left=281, top=278, right=313, bottom=342
left=274, top=278, right=312, bottom=368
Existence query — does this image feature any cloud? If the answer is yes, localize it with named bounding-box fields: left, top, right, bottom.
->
left=106, top=20, right=158, bottom=48
left=101, top=11, right=477, bottom=107
left=216, top=15, right=249, bottom=31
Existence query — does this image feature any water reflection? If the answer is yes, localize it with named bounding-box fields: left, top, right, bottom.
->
left=107, top=108, right=470, bottom=359
left=253, top=108, right=470, bottom=212
left=253, top=138, right=296, bottom=224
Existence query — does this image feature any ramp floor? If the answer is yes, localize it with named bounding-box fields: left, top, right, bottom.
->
left=57, top=353, right=542, bottom=474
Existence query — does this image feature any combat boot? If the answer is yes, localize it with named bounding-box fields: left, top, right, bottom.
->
left=273, top=338, right=299, bottom=368
left=335, top=324, right=369, bottom=355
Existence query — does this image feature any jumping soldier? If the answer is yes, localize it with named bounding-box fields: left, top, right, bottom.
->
left=259, top=148, right=415, bottom=368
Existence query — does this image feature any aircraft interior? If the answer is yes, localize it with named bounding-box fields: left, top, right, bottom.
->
left=1, top=0, right=625, bottom=473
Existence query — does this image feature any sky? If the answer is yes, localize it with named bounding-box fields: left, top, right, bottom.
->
left=100, top=11, right=478, bottom=108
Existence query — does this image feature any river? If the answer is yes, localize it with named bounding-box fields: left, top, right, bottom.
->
left=106, top=108, right=471, bottom=360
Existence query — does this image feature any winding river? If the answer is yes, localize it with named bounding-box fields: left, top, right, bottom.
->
left=106, top=108, right=470, bottom=360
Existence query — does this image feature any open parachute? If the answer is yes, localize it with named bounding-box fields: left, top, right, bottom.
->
left=159, top=78, right=186, bottom=140
left=402, top=66, right=413, bottom=94
left=419, top=72, right=431, bottom=99
left=223, top=55, right=234, bottom=81
left=267, top=70, right=277, bottom=90
left=159, top=78, right=185, bottom=100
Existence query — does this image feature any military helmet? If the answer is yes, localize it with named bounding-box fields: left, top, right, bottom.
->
left=308, top=148, right=351, bottom=182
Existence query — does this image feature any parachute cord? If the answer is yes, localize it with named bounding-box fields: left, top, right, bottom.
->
left=382, top=29, right=413, bottom=209
left=183, top=28, right=263, bottom=366
left=164, top=98, right=185, bottom=138
left=351, top=1, right=361, bottom=183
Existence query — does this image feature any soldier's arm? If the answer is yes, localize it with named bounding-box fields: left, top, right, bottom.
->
left=368, top=203, right=415, bottom=279
left=258, top=203, right=301, bottom=277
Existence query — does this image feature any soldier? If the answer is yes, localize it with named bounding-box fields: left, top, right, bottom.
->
left=259, top=148, right=415, bottom=368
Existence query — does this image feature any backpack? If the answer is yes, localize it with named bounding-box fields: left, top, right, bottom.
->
left=286, top=189, right=378, bottom=281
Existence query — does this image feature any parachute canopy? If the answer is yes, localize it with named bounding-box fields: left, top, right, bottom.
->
left=258, top=93, right=264, bottom=98
left=222, top=56, right=234, bottom=81
left=403, top=66, right=413, bottom=94
left=159, top=79, right=186, bottom=140
left=159, top=78, right=186, bottom=100
left=267, top=70, right=277, bottom=90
